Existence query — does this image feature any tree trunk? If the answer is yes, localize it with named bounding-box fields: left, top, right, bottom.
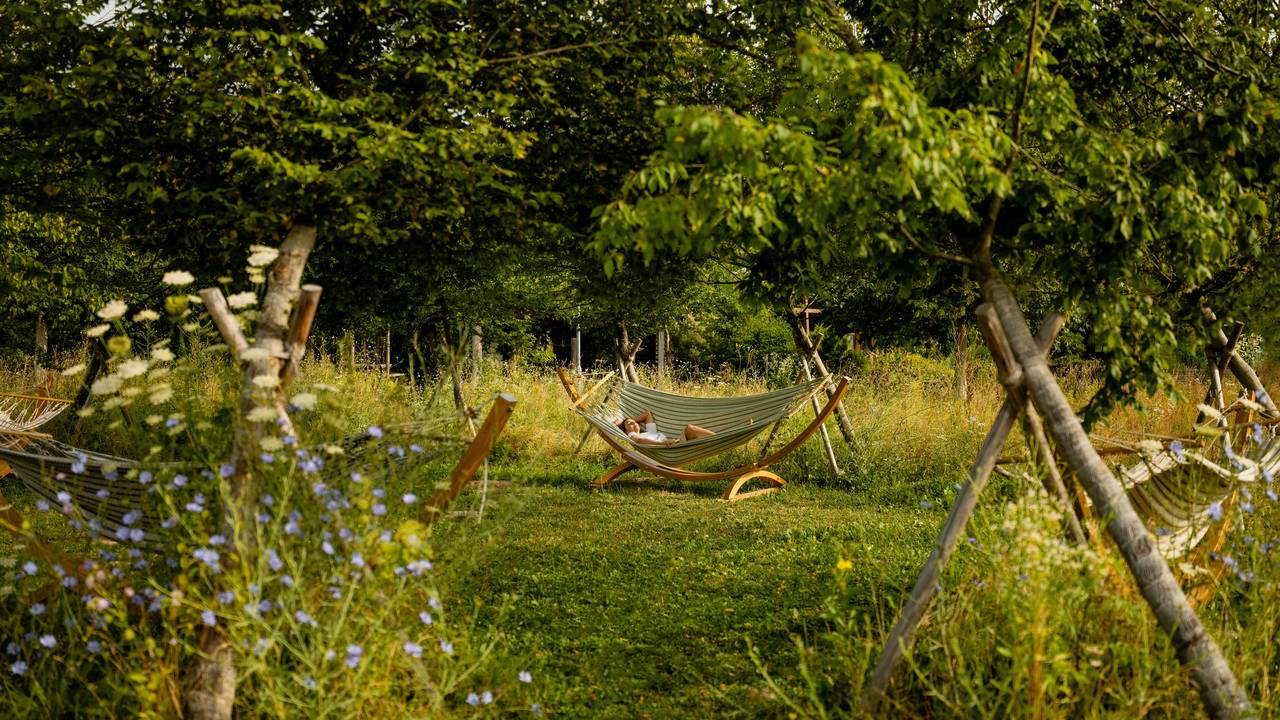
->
left=615, top=324, right=640, bottom=383
left=953, top=320, right=969, bottom=403
left=977, top=261, right=1252, bottom=719
left=186, top=222, right=317, bottom=720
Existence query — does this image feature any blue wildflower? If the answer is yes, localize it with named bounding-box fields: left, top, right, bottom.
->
left=30, top=603, right=45, bottom=616
left=481, top=691, right=493, bottom=705
left=22, top=561, right=37, bottom=576
left=201, top=610, right=216, bottom=626
left=71, top=454, right=87, bottom=474
left=260, top=453, right=275, bottom=464
left=1208, top=502, right=1224, bottom=521
left=428, top=597, right=442, bottom=611
left=39, top=635, right=56, bottom=649
left=322, top=541, right=335, bottom=556
left=367, top=426, right=383, bottom=439
left=193, top=548, right=221, bottom=572
left=218, top=591, right=235, bottom=605
left=344, top=644, right=363, bottom=668
left=281, top=575, right=294, bottom=588
left=303, top=675, right=316, bottom=689
left=372, top=503, right=386, bottom=516
left=466, top=693, right=480, bottom=706
left=532, top=702, right=543, bottom=716
left=138, top=470, right=152, bottom=484
left=35, top=499, right=49, bottom=512
left=402, top=493, right=417, bottom=505
left=162, top=516, right=179, bottom=529
left=96, top=489, right=110, bottom=499
left=172, top=474, right=189, bottom=488
left=419, top=611, right=433, bottom=625
left=11, top=660, right=27, bottom=675
left=262, top=493, right=275, bottom=507
left=209, top=534, right=226, bottom=546
left=350, top=471, right=363, bottom=484
left=439, top=639, right=453, bottom=655
left=295, top=610, right=316, bottom=626
left=219, top=464, right=234, bottom=478
left=56, top=491, right=71, bottom=505
left=87, top=640, right=101, bottom=653
left=1169, top=440, right=1186, bottom=462
left=519, top=671, right=533, bottom=683
left=403, top=641, right=423, bottom=658
left=267, top=549, right=283, bottom=571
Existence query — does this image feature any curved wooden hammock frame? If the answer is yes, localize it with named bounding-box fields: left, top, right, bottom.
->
left=558, top=368, right=850, bottom=502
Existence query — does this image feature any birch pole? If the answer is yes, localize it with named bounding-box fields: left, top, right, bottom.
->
left=977, top=262, right=1252, bottom=719
left=187, top=223, right=317, bottom=720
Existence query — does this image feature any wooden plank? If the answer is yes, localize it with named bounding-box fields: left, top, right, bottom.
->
left=421, top=394, right=517, bottom=524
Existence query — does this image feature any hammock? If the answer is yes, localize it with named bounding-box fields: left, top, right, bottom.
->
left=559, top=369, right=850, bottom=501
left=578, top=377, right=829, bottom=466
left=0, top=392, right=72, bottom=448
left=0, top=394, right=518, bottom=552
left=1121, top=435, right=1277, bottom=559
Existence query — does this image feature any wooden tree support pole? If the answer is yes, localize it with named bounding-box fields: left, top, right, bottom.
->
left=197, top=289, right=250, bottom=359
left=986, top=273, right=1251, bottom=720
left=862, top=312, right=1063, bottom=713
left=785, top=309, right=857, bottom=447
left=422, top=394, right=517, bottom=524
left=1203, top=306, right=1278, bottom=418
left=976, top=307, right=1085, bottom=544
left=799, top=350, right=840, bottom=476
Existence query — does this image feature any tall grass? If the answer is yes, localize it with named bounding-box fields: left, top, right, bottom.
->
left=5, top=338, right=1278, bottom=717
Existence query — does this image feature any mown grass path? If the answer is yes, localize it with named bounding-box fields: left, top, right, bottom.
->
left=436, top=473, right=941, bottom=719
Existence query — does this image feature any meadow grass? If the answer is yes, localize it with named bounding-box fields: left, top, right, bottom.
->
left=2, top=347, right=1278, bottom=717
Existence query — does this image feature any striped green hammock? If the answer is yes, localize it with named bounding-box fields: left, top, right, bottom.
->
left=1122, top=434, right=1278, bottom=559
left=576, top=377, right=829, bottom=467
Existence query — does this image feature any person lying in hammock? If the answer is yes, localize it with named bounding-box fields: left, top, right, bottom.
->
left=615, top=410, right=715, bottom=446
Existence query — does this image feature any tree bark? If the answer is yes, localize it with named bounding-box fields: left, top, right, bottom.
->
left=470, top=326, right=483, bottom=384
left=977, top=262, right=1252, bottom=719
left=615, top=324, right=640, bottom=383
left=186, top=223, right=316, bottom=720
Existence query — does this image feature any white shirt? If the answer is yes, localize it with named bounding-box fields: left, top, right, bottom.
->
left=629, top=421, right=667, bottom=443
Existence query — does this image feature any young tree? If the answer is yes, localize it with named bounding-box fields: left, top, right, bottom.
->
left=596, top=2, right=1280, bottom=716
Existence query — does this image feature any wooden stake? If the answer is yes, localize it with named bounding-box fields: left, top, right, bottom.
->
left=798, top=343, right=839, bottom=476
left=786, top=309, right=857, bottom=447
left=863, top=312, right=1063, bottom=713
left=197, top=288, right=250, bottom=359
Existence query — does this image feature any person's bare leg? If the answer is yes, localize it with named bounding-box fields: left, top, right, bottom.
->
left=683, top=424, right=715, bottom=440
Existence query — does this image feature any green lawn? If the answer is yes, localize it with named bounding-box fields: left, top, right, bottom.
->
left=435, top=469, right=943, bottom=719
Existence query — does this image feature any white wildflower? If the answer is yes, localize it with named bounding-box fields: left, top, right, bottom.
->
left=90, top=376, right=123, bottom=395
left=227, top=292, right=257, bottom=309
left=290, top=393, right=317, bottom=411
left=145, top=414, right=164, bottom=425
left=324, top=444, right=345, bottom=456
left=162, top=270, right=195, bottom=286
left=247, top=271, right=266, bottom=285
left=149, top=386, right=174, bottom=404
left=96, top=300, right=128, bottom=320
left=259, top=437, right=283, bottom=452
left=312, top=383, right=340, bottom=393
left=117, top=358, right=149, bottom=379
left=187, top=294, right=204, bottom=304
left=240, top=347, right=270, bottom=362
left=252, top=374, right=279, bottom=389
left=151, top=347, right=175, bottom=362
left=86, top=324, right=111, bottom=338
left=247, top=406, right=278, bottom=423
left=133, top=310, right=161, bottom=322
left=61, top=363, right=87, bottom=377
left=120, top=386, right=141, bottom=398
left=247, top=245, right=279, bottom=267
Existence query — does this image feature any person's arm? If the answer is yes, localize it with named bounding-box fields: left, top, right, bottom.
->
left=629, top=410, right=654, bottom=424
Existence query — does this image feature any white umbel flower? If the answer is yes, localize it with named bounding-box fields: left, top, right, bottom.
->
left=252, top=374, right=280, bottom=389
left=96, top=300, right=128, bottom=320
left=117, top=358, right=149, bottom=379
left=247, top=245, right=279, bottom=267
left=162, top=270, right=195, bottom=286
left=290, top=392, right=318, bottom=411
left=227, top=292, right=257, bottom=309
left=240, top=347, right=270, bottom=362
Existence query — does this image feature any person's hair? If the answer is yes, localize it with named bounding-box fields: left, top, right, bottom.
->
left=615, top=418, right=629, bottom=432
